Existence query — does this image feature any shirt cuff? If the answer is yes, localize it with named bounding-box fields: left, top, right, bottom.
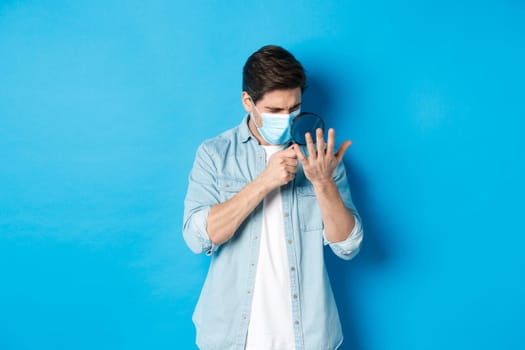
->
left=322, top=216, right=363, bottom=259
left=192, top=208, right=219, bottom=256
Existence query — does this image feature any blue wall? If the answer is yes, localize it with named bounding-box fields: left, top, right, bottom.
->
left=1, top=1, right=524, bottom=349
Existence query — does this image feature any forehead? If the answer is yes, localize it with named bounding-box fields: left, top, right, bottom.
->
left=257, top=88, right=302, bottom=108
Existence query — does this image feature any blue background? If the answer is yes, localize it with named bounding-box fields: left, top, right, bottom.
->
left=1, top=1, right=524, bottom=349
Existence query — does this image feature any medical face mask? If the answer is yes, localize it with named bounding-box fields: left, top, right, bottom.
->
left=251, top=101, right=301, bottom=145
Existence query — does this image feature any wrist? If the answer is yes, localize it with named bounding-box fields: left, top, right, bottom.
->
left=253, top=174, right=276, bottom=196
left=311, top=178, right=336, bottom=191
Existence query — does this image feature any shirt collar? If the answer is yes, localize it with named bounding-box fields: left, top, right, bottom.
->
left=238, top=114, right=254, bottom=143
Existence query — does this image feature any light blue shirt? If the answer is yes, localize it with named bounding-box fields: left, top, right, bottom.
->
left=183, top=116, right=363, bottom=350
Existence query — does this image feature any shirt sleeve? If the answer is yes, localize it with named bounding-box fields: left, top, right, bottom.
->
left=182, top=143, right=220, bottom=256
left=322, top=161, right=364, bottom=260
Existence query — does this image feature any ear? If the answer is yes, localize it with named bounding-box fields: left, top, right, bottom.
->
left=241, top=91, right=254, bottom=113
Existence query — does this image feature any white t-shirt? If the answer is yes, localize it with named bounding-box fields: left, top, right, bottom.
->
left=245, top=145, right=295, bottom=350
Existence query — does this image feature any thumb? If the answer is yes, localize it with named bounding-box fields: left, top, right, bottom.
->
left=284, top=145, right=297, bottom=157
left=335, top=140, right=352, bottom=162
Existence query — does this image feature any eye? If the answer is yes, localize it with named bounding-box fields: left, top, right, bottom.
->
left=290, top=105, right=301, bottom=113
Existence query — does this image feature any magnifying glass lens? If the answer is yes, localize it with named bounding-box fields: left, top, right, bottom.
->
left=290, top=112, right=325, bottom=145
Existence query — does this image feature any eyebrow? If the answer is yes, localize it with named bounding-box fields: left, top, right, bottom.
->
left=264, top=102, right=302, bottom=113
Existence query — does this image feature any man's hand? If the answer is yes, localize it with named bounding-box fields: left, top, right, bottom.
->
left=208, top=146, right=297, bottom=245
left=291, top=128, right=356, bottom=243
left=259, top=146, right=298, bottom=190
left=293, top=128, right=352, bottom=185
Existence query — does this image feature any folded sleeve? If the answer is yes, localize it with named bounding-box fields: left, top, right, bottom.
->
left=323, top=215, right=363, bottom=260
left=182, top=143, right=220, bottom=256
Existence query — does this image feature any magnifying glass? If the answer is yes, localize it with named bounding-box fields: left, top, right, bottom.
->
left=290, top=112, right=325, bottom=145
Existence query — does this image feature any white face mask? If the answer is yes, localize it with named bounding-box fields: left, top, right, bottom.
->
left=251, top=99, right=301, bottom=145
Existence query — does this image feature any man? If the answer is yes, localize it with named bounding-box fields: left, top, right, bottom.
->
left=183, top=45, right=363, bottom=350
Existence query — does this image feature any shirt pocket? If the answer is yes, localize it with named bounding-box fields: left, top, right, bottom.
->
left=296, top=184, right=324, bottom=232
left=217, top=176, right=247, bottom=201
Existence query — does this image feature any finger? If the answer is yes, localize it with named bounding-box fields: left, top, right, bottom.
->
left=335, top=140, right=353, bottom=163
left=316, top=128, right=325, bottom=156
left=285, top=165, right=298, bottom=174
left=292, top=144, right=306, bottom=162
left=327, top=128, right=335, bottom=155
left=285, top=158, right=298, bottom=167
left=305, top=132, right=316, bottom=159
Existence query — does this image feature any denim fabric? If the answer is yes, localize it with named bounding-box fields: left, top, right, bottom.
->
left=183, top=116, right=363, bottom=350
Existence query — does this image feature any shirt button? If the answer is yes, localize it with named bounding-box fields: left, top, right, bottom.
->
left=284, top=213, right=289, bottom=218
left=294, top=320, right=300, bottom=325
left=254, top=236, right=258, bottom=240
left=287, top=239, right=292, bottom=244
left=293, top=294, right=298, bottom=299
left=290, top=266, right=295, bottom=271
left=247, top=290, right=251, bottom=294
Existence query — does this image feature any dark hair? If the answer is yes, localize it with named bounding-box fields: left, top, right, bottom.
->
left=242, top=45, right=306, bottom=103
